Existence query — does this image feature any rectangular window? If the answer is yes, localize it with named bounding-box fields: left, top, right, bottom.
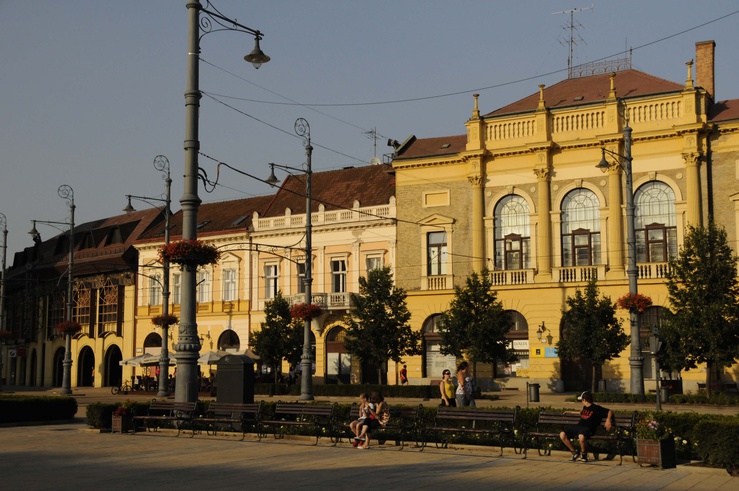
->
left=197, top=270, right=210, bottom=303
left=264, top=264, right=278, bottom=299
left=366, top=256, right=383, bottom=272
left=427, top=231, right=448, bottom=276
left=172, top=273, right=181, bottom=305
left=331, top=259, right=346, bottom=293
left=223, top=268, right=237, bottom=301
left=296, top=263, right=306, bottom=294
left=149, top=274, right=162, bottom=306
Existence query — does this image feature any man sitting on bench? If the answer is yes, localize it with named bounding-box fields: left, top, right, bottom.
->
left=559, top=391, right=613, bottom=463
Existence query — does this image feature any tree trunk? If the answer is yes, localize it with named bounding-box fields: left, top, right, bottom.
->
left=705, top=360, right=713, bottom=398
left=592, top=364, right=598, bottom=393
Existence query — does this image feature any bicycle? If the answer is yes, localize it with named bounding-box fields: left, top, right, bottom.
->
left=111, top=381, right=133, bottom=395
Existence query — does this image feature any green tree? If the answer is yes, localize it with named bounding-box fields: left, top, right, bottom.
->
left=556, top=279, right=629, bottom=393
left=344, top=266, right=422, bottom=383
left=249, top=292, right=297, bottom=383
left=660, top=221, right=739, bottom=395
left=438, top=268, right=515, bottom=376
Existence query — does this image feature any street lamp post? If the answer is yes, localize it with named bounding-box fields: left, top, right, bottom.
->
left=124, top=155, right=172, bottom=397
left=0, top=213, right=7, bottom=387
left=181, top=0, right=269, bottom=402
left=30, top=185, right=75, bottom=395
left=266, top=118, right=314, bottom=400
left=597, top=122, right=645, bottom=396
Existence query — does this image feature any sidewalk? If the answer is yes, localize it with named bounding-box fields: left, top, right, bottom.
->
left=0, top=420, right=735, bottom=490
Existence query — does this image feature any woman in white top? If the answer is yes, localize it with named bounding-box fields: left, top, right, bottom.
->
left=455, top=361, right=476, bottom=407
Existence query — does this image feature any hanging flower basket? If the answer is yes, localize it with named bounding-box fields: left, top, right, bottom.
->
left=55, top=320, right=82, bottom=335
left=0, top=329, right=12, bottom=342
left=616, top=292, right=653, bottom=313
left=290, top=303, right=323, bottom=321
left=152, top=314, right=179, bottom=327
left=158, top=239, right=221, bottom=268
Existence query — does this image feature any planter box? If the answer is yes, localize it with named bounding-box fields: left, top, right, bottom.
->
left=111, top=414, right=133, bottom=434
left=637, top=438, right=676, bottom=468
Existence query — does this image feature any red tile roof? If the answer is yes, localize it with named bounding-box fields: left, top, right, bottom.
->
left=709, top=99, right=739, bottom=122
left=486, top=69, right=684, bottom=117
left=394, top=134, right=467, bottom=161
left=261, top=164, right=395, bottom=217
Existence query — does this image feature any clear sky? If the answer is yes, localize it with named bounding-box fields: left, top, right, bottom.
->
left=1, top=0, right=738, bottom=259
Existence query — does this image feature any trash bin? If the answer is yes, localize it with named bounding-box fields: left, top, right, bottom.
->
left=216, top=354, right=255, bottom=403
left=597, top=379, right=607, bottom=393
left=528, top=383, right=540, bottom=402
left=659, top=386, right=669, bottom=404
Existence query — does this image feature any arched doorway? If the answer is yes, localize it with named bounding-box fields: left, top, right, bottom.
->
left=105, top=344, right=123, bottom=387
left=53, top=347, right=65, bottom=387
left=218, top=329, right=240, bottom=352
left=422, top=314, right=457, bottom=379
left=78, top=346, right=95, bottom=387
left=325, top=326, right=348, bottom=384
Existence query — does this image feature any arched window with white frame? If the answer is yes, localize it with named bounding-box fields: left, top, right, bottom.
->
left=561, top=189, right=601, bottom=266
left=494, top=195, right=531, bottom=270
left=634, top=181, right=677, bottom=263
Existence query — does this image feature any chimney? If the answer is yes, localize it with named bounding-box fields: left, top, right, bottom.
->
left=695, top=40, right=715, bottom=100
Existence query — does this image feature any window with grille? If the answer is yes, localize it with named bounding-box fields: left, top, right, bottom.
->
left=98, top=278, right=119, bottom=331
left=197, top=270, right=211, bottom=303
left=494, top=195, right=531, bottom=270
left=331, top=259, right=346, bottom=293
left=172, top=273, right=181, bottom=305
left=561, top=189, right=601, bottom=266
left=47, top=291, right=66, bottom=339
left=73, top=282, right=91, bottom=331
left=149, top=273, right=162, bottom=306
left=223, top=268, right=237, bottom=301
left=264, top=264, right=278, bottom=299
left=635, top=182, right=677, bottom=262
left=365, top=255, right=383, bottom=272
left=427, top=231, right=448, bottom=276
left=296, top=262, right=306, bottom=294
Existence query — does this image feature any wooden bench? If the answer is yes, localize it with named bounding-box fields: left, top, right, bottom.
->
left=426, top=406, right=518, bottom=456
left=259, top=402, right=338, bottom=445
left=192, top=401, right=263, bottom=441
left=345, top=404, right=423, bottom=449
left=522, top=409, right=636, bottom=464
left=132, top=401, right=198, bottom=437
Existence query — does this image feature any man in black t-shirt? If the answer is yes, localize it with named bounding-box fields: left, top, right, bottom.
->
left=559, top=391, right=613, bottom=463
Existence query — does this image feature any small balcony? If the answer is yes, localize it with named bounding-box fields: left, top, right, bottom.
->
left=552, top=265, right=606, bottom=283
left=424, top=275, right=453, bottom=291
left=285, top=292, right=351, bottom=310
left=490, top=269, right=535, bottom=286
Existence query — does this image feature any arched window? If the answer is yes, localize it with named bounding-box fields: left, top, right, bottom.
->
left=326, top=326, right=350, bottom=383
left=634, top=182, right=677, bottom=262
left=561, top=189, right=601, bottom=266
left=218, top=330, right=240, bottom=352
left=494, top=195, right=531, bottom=270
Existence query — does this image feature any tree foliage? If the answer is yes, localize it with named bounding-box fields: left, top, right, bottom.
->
left=556, top=279, right=629, bottom=392
left=249, top=292, right=302, bottom=383
left=438, top=268, right=515, bottom=368
left=343, top=267, right=422, bottom=381
left=660, top=221, right=739, bottom=392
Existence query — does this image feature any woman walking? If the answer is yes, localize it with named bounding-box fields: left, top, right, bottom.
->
left=455, top=361, right=476, bottom=407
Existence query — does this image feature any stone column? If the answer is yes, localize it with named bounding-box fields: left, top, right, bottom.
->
left=606, top=157, right=625, bottom=273
left=534, top=168, right=552, bottom=276
left=683, top=152, right=702, bottom=226
left=468, top=174, right=485, bottom=272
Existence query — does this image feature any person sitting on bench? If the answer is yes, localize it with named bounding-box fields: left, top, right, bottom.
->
left=559, top=391, right=613, bottom=463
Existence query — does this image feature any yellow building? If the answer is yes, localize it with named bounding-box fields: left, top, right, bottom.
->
left=392, top=41, right=739, bottom=392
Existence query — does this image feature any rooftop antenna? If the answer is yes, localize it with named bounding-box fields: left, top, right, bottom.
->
left=363, top=127, right=388, bottom=165
left=553, top=5, right=593, bottom=78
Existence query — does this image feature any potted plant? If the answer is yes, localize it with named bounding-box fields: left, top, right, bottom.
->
left=616, top=292, right=653, bottom=312
left=0, top=329, right=12, bottom=342
left=290, top=302, right=323, bottom=321
left=55, top=320, right=82, bottom=336
left=635, top=415, right=676, bottom=468
left=111, top=400, right=134, bottom=434
left=152, top=314, right=179, bottom=327
left=158, top=239, right=221, bottom=269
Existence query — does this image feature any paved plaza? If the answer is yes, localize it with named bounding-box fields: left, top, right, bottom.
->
left=2, top=387, right=737, bottom=490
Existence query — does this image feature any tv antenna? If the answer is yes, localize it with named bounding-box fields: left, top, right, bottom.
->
left=363, top=127, right=388, bottom=161
left=553, top=5, right=593, bottom=78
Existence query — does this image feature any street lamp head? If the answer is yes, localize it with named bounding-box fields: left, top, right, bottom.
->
left=28, top=220, right=40, bottom=239
left=596, top=148, right=610, bottom=173
left=266, top=163, right=280, bottom=185
left=123, top=196, right=136, bottom=214
left=244, top=35, right=270, bottom=69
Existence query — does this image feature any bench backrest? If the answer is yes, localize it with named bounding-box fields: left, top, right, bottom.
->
left=348, top=404, right=421, bottom=426
left=206, top=402, right=262, bottom=420
left=272, top=402, right=336, bottom=422
left=146, top=401, right=197, bottom=417
left=536, top=409, right=635, bottom=430
left=435, top=407, right=518, bottom=428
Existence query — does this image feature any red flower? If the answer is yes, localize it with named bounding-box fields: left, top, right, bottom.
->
left=616, top=292, right=653, bottom=313
left=55, top=321, right=82, bottom=334
left=0, top=329, right=13, bottom=342
left=158, top=240, right=220, bottom=267
left=152, top=314, right=179, bottom=327
left=290, top=303, right=323, bottom=320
